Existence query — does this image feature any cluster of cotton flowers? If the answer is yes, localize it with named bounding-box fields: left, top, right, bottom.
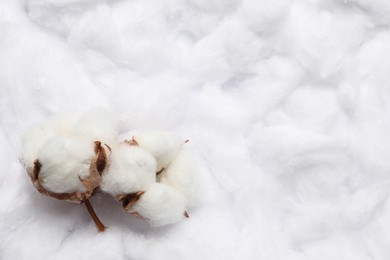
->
left=20, top=108, right=201, bottom=231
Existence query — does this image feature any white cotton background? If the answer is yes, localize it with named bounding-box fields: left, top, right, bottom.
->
left=1, top=0, right=390, bottom=259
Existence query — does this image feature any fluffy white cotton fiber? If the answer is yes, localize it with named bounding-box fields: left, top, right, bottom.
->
left=129, top=183, right=187, bottom=227
left=20, top=108, right=116, bottom=201
left=73, top=108, right=117, bottom=146
left=133, top=131, right=185, bottom=172
left=20, top=111, right=82, bottom=168
left=36, top=136, right=94, bottom=193
left=4, top=0, right=390, bottom=258
left=21, top=108, right=116, bottom=169
left=158, top=148, right=201, bottom=206
left=128, top=130, right=202, bottom=207
left=20, top=109, right=199, bottom=228
left=100, top=143, right=156, bottom=197
left=20, top=124, right=57, bottom=169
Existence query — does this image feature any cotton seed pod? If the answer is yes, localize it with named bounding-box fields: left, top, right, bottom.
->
left=100, top=143, right=156, bottom=198
left=120, top=183, right=188, bottom=227
left=131, top=130, right=186, bottom=173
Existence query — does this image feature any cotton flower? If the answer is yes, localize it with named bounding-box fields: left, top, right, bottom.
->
left=20, top=109, right=115, bottom=202
left=99, top=143, right=157, bottom=198
left=20, top=109, right=200, bottom=231
left=20, top=108, right=116, bottom=169
left=123, top=183, right=188, bottom=227
left=20, top=111, right=82, bottom=169
left=20, top=109, right=114, bottom=231
left=128, top=130, right=202, bottom=207
left=131, top=130, right=186, bottom=173
left=29, top=136, right=109, bottom=203
left=73, top=108, right=117, bottom=146
left=158, top=148, right=202, bottom=206
left=100, top=142, right=189, bottom=227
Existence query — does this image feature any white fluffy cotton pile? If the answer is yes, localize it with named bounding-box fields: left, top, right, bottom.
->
left=20, top=110, right=201, bottom=227
left=4, top=0, right=390, bottom=258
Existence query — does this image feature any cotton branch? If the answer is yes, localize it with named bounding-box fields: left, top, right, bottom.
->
left=84, top=199, right=106, bottom=232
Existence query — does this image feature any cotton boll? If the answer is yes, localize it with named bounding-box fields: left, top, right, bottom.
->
left=100, top=144, right=156, bottom=197
left=128, top=183, right=187, bottom=227
left=20, top=125, right=57, bottom=170
left=36, top=136, right=96, bottom=194
left=43, top=111, right=84, bottom=136
left=158, top=148, right=202, bottom=206
left=20, top=111, right=84, bottom=167
left=20, top=109, right=116, bottom=203
left=132, top=131, right=185, bottom=172
left=73, top=108, right=117, bottom=146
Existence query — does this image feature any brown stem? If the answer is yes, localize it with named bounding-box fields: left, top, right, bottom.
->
left=84, top=198, right=106, bottom=232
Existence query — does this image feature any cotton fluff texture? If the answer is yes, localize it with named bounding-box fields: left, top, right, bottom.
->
left=133, top=131, right=184, bottom=172
left=100, top=136, right=196, bottom=227
left=37, top=136, right=94, bottom=193
left=130, top=183, right=187, bottom=227
left=20, top=112, right=82, bottom=168
left=133, top=131, right=201, bottom=206
left=3, top=0, right=390, bottom=259
left=100, top=144, right=156, bottom=197
left=20, top=108, right=197, bottom=227
left=20, top=109, right=116, bottom=194
left=158, top=148, right=201, bottom=206
left=73, top=108, right=117, bottom=146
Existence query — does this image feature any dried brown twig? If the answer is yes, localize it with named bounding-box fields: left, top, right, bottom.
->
left=84, top=198, right=106, bottom=232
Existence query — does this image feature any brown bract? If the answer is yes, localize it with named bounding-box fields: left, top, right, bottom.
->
left=130, top=211, right=145, bottom=220
left=121, top=136, right=139, bottom=146
left=116, top=191, right=145, bottom=211
left=27, top=159, right=87, bottom=203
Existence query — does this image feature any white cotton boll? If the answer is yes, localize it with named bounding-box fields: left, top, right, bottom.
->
left=100, top=144, right=156, bottom=197
left=43, top=111, right=84, bottom=136
left=20, top=111, right=83, bottom=168
left=73, top=108, right=117, bottom=146
left=20, top=125, right=57, bottom=169
left=37, top=136, right=95, bottom=193
left=133, top=131, right=185, bottom=172
left=158, top=148, right=202, bottom=206
left=130, top=183, right=187, bottom=227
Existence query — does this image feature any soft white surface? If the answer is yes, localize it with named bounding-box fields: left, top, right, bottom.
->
left=1, top=0, right=390, bottom=259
